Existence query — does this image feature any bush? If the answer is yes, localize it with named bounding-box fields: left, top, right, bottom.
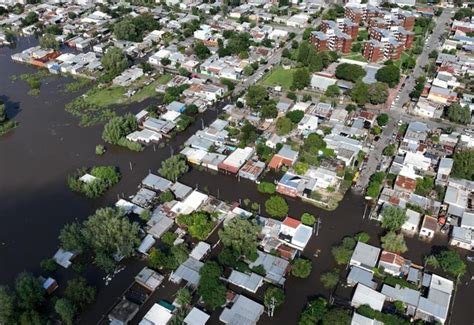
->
left=40, top=258, right=57, bottom=273
left=67, top=166, right=121, bottom=198
left=291, top=258, right=312, bottom=278
left=301, top=213, right=316, bottom=226
left=265, top=196, right=289, bottom=219
left=320, top=270, right=339, bottom=289
left=159, top=190, right=175, bottom=203
left=95, top=145, right=106, bottom=156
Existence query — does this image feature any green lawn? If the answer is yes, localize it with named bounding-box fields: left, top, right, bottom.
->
left=393, top=52, right=412, bottom=69
left=342, top=53, right=368, bottom=62
left=130, top=74, right=172, bottom=102
left=261, top=66, right=296, bottom=89
left=357, top=29, right=369, bottom=41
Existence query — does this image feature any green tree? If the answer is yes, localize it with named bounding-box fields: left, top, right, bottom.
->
left=114, top=18, right=138, bottom=41
left=335, top=63, right=366, bottom=82
left=158, top=154, right=189, bottom=181
left=219, top=218, right=261, bottom=260
left=275, top=117, right=294, bottom=135
left=0, top=286, right=15, bottom=325
left=303, top=133, right=326, bottom=154
left=291, top=258, right=312, bottom=278
left=55, top=298, right=77, bottom=325
left=264, top=286, right=285, bottom=310
left=325, top=84, right=340, bottom=97
left=322, top=308, right=351, bottom=325
left=19, top=310, right=44, bottom=325
left=301, top=213, right=316, bottom=226
left=193, top=41, right=211, bottom=60
left=83, top=207, right=140, bottom=263
left=286, top=110, right=305, bottom=123
left=320, top=270, right=339, bottom=289
left=452, top=150, right=474, bottom=181
left=245, top=85, right=268, bottom=109
left=198, top=262, right=226, bottom=310
left=39, top=33, right=59, bottom=50
left=376, top=113, right=389, bottom=126
left=368, top=82, right=388, bottom=104
left=294, top=162, right=309, bottom=175
left=354, top=232, right=370, bottom=243
left=101, top=47, right=128, bottom=77
left=299, top=297, right=327, bottom=325
left=102, top=114, right=138, bottom=145
left=177, top=211, right=215, bottom=240
left=292, top=68, right=310, bottom=90
left=415, top=176, right=434, bottom=196
left=446, top=103, right=471, bottom=125
left=381, top=206, right=407, bottom=231
left=265, top=196, right=289, bottom=219
left=159, top=190, right=175, bottom=203
left=381, top=232, right=407, bottom=254
left=22, top=11, right=38, bottom=26
left=375, top=65, right=400, bottom=88
left=64, top=277, right=96, bottom=310
left=176, top=287, right=192, bottom=306
left=383, top=144, right=396, bottom=156
left=257, top=181, right=276, bottom=194
left=434, top=250, right=466, bottom=278
left=351, top=81, right=369, bottom=106
left=59, top=222, right=86, bottom=253
left=0, top=101, right=6, bottom=123
left=14, top=272, right=44, bottom=310
left=297, top=41, right=311, bottom=65
left=331, top=237, right=356, bottom=265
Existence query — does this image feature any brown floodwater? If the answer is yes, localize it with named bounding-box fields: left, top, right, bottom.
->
left=0, top=37, right=473, bottom=325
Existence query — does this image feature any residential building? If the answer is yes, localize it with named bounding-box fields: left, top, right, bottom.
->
left=350, top=242, right=381, bottom=271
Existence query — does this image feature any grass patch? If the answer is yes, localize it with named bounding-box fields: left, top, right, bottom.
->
left=63, top=78, right=92, bottom=93
left=357, top=29, right=368, bottom=41
left=342, top=53, right=367, bottom=62
left=261, top=66, right=296, bottom=89
left=130, top=74, right=172, bottom=102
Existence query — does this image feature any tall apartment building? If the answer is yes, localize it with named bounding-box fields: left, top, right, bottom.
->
left=310, top=29, right=352, bottom=54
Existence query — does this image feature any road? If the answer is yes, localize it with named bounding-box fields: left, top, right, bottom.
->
left=356, top=8, right=454, bottom=191
left=392, top=8, right=453, bottom=111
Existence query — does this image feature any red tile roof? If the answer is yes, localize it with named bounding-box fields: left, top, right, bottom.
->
left=282, top=217, right=301, bottom=229
left=395, top=175, right=416, bottom=192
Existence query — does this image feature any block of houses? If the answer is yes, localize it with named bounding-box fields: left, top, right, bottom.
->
left=416, top=274, right=453, bottom=324
left=218, top=147, right=254, bottom=174
left=381, top=284, right=420, bottom=316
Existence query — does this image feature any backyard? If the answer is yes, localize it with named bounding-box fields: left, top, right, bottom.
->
left=261, top=66, right=296, bottom=90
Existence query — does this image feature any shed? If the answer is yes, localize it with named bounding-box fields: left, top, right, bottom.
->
left=347, top=266, right=377, bottom=289
left=137, top=234, right=156, bottom=254
left=171, top=182, right=193, bottom=200
left=141, top=173, right=173, bottom=192
left=220, top=295, right=264, bottom=325
left=170, top=257, right=203, bottom=286
left=53, top=248, right=76, bottom=268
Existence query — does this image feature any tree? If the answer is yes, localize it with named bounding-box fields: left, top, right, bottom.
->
left=286, top=110, right=305, bottom=123
left=351, top=81, right=369, bottom=106
left=292, top=68, right=310, bottom=90
left=383, top=144, right=396, bottom=156
left=219, top=218, right=261, bottom=260
left=434, top=250, right=466, bottom=278
left=368, top=82, right=388, bottom=104
left=331, top=237, right=356, bottom=265
left=446, top=103, right=471, bottom=125
left=415, top=176, right=434, bottom=196
left=198, top=262, right=226, bottom=310
left=257, top=182, right=276, bottom=194
left=245, top=85, right=268, bottom=109
left=0, top=286, right=15, bottom=325
left=275, top=117, right=294, bottom=135
left=454, top=8, right=473, bottom=20
left=297, top=41, right=311, bottom=65
left=14, top=272, right=44, bottom=310
left=375, top=65, right=400, bottom=88
left=452, top=150, right=474, bottom=181
left=429, top=50, right=438, bottom=59
left=335, top=63, right=366, bottom=82
left=303, top=133, right=326, bottom=155
left=64, top=277, right=96, bottom=310
left=354, top=232, right=370, bottom=243
left=299, top=298, right=327, bottom=325
left=301, top=213, right=316, bottom=226
left=291, top=258, right=312, bottom=278
left=19, top=310, right=44, bottom=325
left=83, top=207, right=140, bottom=262
left=177, top=211, right=215, bottom=240
left=22, top=11, right=38, bottom=26
left=158, top=154, right=189, bottom=181
left=322, top=308, right=351, bottom=325
left=345, top=104, right=357, bottom=113
left=59, top=222, right=86, bottom=253
left=265, top=196, right=289, bottom=219
left=381, top=206, right=407, bottom=231
left=40, top=258, right=57, bottom=273
left=114, top=18, right=138, bottom=41
left=294, top=162, right=309, bottom=175
left=176, top=287, right=192, bottom=306
left=0, top=101, right=6, bottom=123
left=264, top=286, right=285, bottom=311
left=101, top=47, right=128, bottom=76
left=102, top=114, right=138, bottom=145
left=377, top=113, right=389, bottom=126
left=55, top=298, right=77, bottom=325
left=39, top=33, right=59, bottom=50
left=159, top=190, right=175, bottom=203
left=325, top=84, right=340, bottom=97
left=381, top=232, right=407, bottom=254
left=320, top=270, right=339, bottom=289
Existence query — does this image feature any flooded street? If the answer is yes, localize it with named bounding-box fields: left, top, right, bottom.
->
left=0, top=38, right=473, bottom=325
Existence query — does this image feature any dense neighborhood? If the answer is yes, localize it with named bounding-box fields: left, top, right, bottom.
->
left=0, top=0, right=473, bottom=324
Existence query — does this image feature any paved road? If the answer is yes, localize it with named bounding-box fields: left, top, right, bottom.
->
left=392, top=8, right=453, bottom=111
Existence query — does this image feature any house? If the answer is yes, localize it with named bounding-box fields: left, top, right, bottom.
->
left=268, top=145, right=299, bottom=170
left=279, top=217, right=313, bottom=250
left=297, top=115, right=319, bottom=134
left=416, top=274, right=453, bottom=324
left=311, top=72, right=337, bottom=91
left=220, top=294, right=264, bottom=325
left=137, top=235, right=156, bottom=255
left=352, top=312, right=384, bottom=325
left=381, top=284, right=420, bottom=315
left=351, top=284, right=386, bottom=311
left=394, top=175, right=417, bottom=193
left=461, top=211, right=474, bottom=230
left=350, top=242, right=381, bottom=271
left=378, top=251, right=406, bottom=276
left=227, top=270, right=264, bottom=293
left=109, top=299, right=140, bottom=325
left=219, top=147, right=254, bottom=174
left=436, top=158, right=453, bottom=186
left=248, top=250, right=289, bottom=286
left=141, top=173, right=173, bottom=192
left=413, top=98, right=443, bottom=119
left=449, top=226, right=474, bottom=250
left=147, top=213, right=174, bottom=239
left=347, top=266, right=377, bottom=288
left=170, top=257, right=203, bottom=287
left=238, top=160, right=265, bottom=182
left=139, top=303, right=174, bottom=325
left=419, top=215, right=438, bottom=239
left=276, top=172, right=305, bottom=197
left=135, top=267, right=164, bottom=292
left=171, top=190, right=209, bottom=215
left=401, top=209, right=421, bottom=236
left=167, top=101, right=186, bottom=113
left=190, top=242, right=211, bottom=261
left=184, top=308, right=210, bottom=325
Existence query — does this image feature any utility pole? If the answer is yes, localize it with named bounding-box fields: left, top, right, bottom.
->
left=217, top=188, right=220, bottom=199
left=129, top=161, right=133, bottom=171
left=201, top=118, right=205, bottom=130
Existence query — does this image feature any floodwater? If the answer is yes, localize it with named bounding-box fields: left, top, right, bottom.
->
left=0, top=38, right=473, bottom=325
